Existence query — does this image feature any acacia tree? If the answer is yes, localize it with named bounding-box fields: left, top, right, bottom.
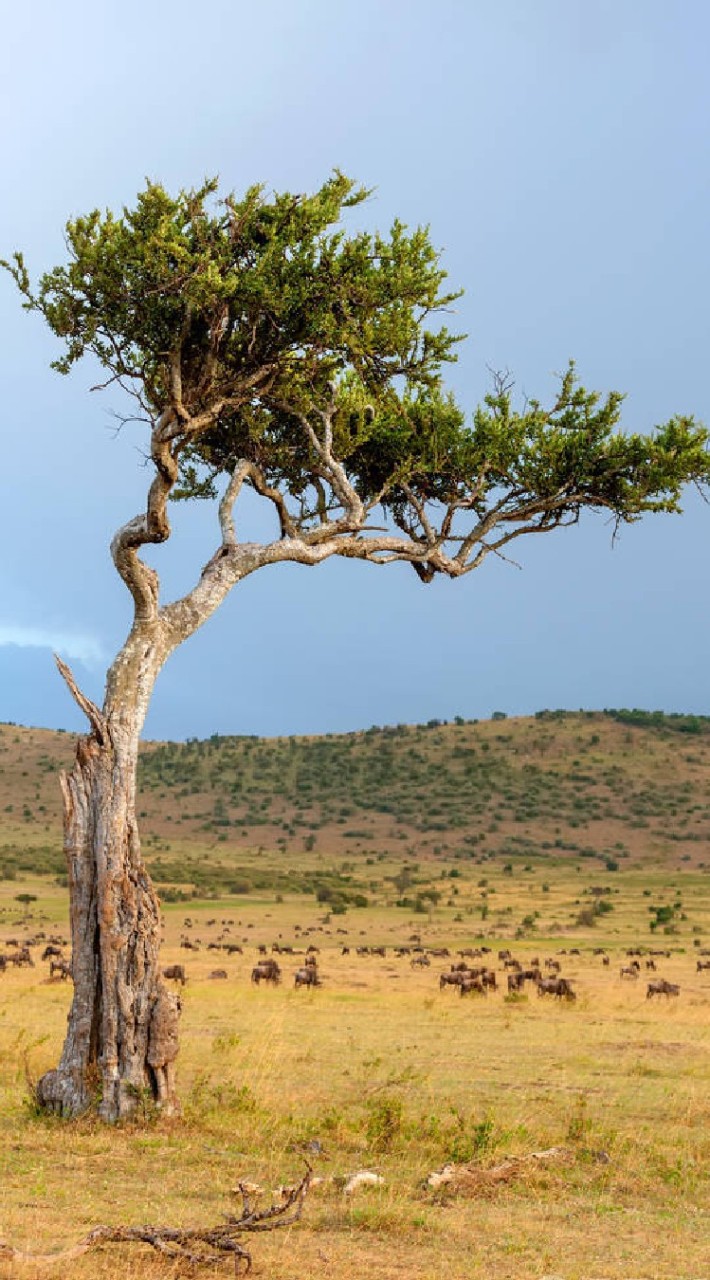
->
left=4, top=174, right=709, bottom=1121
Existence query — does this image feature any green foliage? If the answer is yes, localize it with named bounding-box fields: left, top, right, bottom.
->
left=607, top=709, right=710, bottom=735
left=366, top=1094, right=404, bottom=1153
left=4, top=175, right=709, bottom=565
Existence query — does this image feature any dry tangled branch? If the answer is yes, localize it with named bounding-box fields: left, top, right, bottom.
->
left=0, top=1166, right=311, bottom=1274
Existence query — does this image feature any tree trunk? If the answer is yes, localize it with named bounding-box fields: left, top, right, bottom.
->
left=37, top=636, right=180, bottom=1121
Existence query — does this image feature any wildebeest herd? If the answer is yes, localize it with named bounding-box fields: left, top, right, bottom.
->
left=2, top=925, right=709, bottom=1005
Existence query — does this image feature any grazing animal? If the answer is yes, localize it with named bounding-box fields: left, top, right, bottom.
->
left=251, top=959, right=281, bottom=985
left=521, top=967, right=542, bottom=983
left=49, top=958, right=72, bottom=981
left=163, top=964, right=186, bottom=985
left=42, top=944, right=63, bottom=961
left=696, top=960, right=710, bottom=973
left=537, top=976, right=575, bottom=1000
left=410, top=954, right=430, bottom=967
left=208, top=969, right=228, bottom=979
left=459, top=977, right=486, bottom=996
left=647, top=979, right=680, bottom=998
left=440, top=971, right=464, bottom=990
left=295, top=967, right=321, bottom=988
left=620, top=966, right=639, bottom=979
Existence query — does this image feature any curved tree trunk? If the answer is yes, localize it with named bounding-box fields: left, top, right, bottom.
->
left=37, top=632, right=180, bottom=1121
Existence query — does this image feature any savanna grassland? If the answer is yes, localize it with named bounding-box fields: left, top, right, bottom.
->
left=0, top=711, right=709, bottom=1279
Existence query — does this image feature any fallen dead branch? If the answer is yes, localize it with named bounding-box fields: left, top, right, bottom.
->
left=427, top=1145, right=573, bottom=1194
left=0, top=1165, right=311, bottom=1274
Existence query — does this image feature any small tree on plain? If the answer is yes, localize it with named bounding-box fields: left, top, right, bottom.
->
left=4, top=174, right=709, bottom=1120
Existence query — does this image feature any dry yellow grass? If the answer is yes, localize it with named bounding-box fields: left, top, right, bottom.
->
left=1, top=871, right=709, bottom=1280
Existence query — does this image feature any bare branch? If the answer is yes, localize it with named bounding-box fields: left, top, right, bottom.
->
left=54, top=656, right=107, bottom=743
left=0, top=1166, right=312, bottom=1272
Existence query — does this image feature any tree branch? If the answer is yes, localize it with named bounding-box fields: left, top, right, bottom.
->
left=0, top=1167, right=312, bottom=1273
left=54, top=655, right=107, bottom=743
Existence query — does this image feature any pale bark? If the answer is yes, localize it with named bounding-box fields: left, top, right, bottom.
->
left=37, top=630, right=178, bottom=1120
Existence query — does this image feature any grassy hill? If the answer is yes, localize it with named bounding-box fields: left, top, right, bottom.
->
left=1, top=714, right=709, bottom=1280
left=1, top=709, right=709, bottom=898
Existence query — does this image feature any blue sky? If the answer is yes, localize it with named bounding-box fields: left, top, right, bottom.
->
left=1, top=0, right=708, bottom=739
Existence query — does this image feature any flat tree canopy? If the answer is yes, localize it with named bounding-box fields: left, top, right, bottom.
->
left=3, top=173, right=708, bottom=1120
left=7, top=173, right=709, bottom=582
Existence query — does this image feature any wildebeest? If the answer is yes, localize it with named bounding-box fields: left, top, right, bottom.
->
left=521, top=967, right=542, bottom=983
left=163, top=964, right=186, bottom=985
left=537, top=976, right=576, bottom=1000
left=410, top=954, right=430, bottom=967
left=42, top=944, right=63, bottom=961
left=208, top=969, right=228, bottom=979
left=440, top=971, right=464, bottom=990
left=251, top=959, right=281, bottom=985
left=647, top=979, right=680, bottom=998
left=49, top=958, right=72, bottom=981
left=696, top=960, right=710, bottom=973
left=295, top=967, right=321, bottom=988
left=459, top=976, right=486, bottom=995
left=620, top=966, right=639, bottom=979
